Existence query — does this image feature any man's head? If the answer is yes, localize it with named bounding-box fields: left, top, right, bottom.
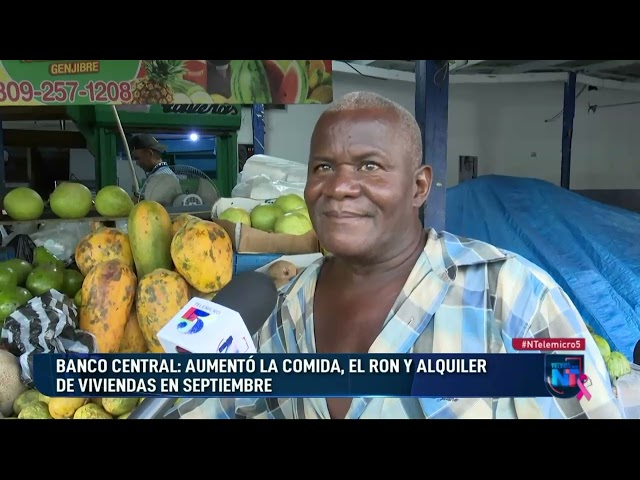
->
left=129, top=134, right=167, bottom=173
left=304, top=91, right=432, bottom=261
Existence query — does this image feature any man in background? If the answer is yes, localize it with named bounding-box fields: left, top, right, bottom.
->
left=180, top=91, right=622, bottom=420
left=129, top=134, right=180, bottom=205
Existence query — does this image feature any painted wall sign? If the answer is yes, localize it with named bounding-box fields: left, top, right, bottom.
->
left=161, top=104, right=239, bottom=115
left=0, top=60, right=333, bottom=106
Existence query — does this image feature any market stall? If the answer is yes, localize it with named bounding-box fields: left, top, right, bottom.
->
left=0, top=60, right=333, bottom=419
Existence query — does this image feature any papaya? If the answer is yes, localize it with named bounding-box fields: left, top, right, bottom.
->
left=79, top=259, right=137, bottom=353
left=119, top=306, right=147, bottom=353
left=170, top=220, right=233, bottom=294
left=136, top=268, right=190, bottom=353
left=189, top=285, right=216, bottom=301
left=74, top=227, right=134, bottom=277
left=128, top=200, right=173, bottom=279
left=171, top=213, right=199, bottom=237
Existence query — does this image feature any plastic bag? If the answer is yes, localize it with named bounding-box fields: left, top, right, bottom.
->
left=614, top=364, right=640, bottom=419
left=232, top=154, right=308, bottom=200
left=29, top=222, right=92, bottom=262
left=231, top=174, right=306, bottom=200
left=0, top=289, right=97, bottom=387
left=6, top=234, right=37, bottom=263
left=1, top=222, right=39, bottom=247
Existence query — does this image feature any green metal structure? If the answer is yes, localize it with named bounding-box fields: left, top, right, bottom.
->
left=66, top=103, right=241, bottom=197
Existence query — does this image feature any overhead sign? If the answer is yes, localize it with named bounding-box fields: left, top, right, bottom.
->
left=0, top=60, right=333, bottom=106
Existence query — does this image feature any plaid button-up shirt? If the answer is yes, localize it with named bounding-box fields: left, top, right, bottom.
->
left=178, top=229, right=623, bottom=419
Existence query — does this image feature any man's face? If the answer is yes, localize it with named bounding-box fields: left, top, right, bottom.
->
left=304, top=109, right=431, bottom=260
left=132, top=148, right=154, bottom=172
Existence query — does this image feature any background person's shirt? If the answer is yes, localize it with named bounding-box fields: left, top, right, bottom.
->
left=179, top=229, right=623, bottom=420
left=135, top=162, right=181, bottom=204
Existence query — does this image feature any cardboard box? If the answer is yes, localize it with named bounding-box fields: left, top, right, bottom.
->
left=211, top=197, right=320, bottom=255
left=157, top=298, right=256, bottom=354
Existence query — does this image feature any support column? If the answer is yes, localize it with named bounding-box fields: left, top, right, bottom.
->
left=561, top=72, right=577, bottom=189
left=252, top=104, right=265, bottom=155
left=415, top=60, right=449, bottom=232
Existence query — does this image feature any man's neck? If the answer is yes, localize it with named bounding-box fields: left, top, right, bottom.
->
left=148, top=161, right=164, bottom=173
left=330, top=222, right=427, bottom=284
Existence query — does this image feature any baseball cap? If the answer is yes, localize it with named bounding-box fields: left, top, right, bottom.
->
left=129, top=134, right=167, bottom=153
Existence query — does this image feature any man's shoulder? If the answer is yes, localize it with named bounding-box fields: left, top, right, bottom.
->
left=432, top=229, right=560, bottom=291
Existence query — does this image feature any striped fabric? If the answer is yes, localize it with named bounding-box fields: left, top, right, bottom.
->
left=0, top=290, right=97, bottom=388
left=180, top=229, right=623, bottom=419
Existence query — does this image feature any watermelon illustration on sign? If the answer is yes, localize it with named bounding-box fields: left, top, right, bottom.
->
left=261, top=60, right=310, bottom=103
left=229, top=60, right=331, bottom=104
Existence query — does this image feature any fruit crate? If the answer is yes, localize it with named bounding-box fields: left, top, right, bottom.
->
left=233, top=252, right=281, bottom=275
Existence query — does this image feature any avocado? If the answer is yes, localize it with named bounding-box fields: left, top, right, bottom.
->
left=61, top=269, right=84, bottom=298
left=0, top=266, right=17, bottom=291
left=0, top=288, right=22, bottom=321
left=32, top=246, right=64, bottom=270
left=0, top=259, right=32, bottom=285
left=25, top=265, right=64, bottom=296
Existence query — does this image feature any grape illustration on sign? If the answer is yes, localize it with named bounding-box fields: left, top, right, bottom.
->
left=0, top=60, right=333, bottom=106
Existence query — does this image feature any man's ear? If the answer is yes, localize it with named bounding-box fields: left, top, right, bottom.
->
left=413, top=164, right=432, bottom=208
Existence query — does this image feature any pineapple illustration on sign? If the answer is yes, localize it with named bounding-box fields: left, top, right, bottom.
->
left=131, top=60, right=186, bottom=104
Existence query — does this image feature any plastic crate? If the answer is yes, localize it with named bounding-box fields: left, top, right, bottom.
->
left=233, top=252, right=281, bottom=275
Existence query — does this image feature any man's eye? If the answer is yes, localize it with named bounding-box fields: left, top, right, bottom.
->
left=314, top=164, right=332, bottom=172
left=360, top=162, right=379, bottom=171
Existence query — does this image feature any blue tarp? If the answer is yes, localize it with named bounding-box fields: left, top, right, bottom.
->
left=445, top=175, right=640, bottom=360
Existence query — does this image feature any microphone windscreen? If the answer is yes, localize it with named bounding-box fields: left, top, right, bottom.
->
left=212, top=271, right=279, bottom=336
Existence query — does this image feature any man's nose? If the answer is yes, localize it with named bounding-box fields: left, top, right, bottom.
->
left=322, top=166, right=360, bottom=199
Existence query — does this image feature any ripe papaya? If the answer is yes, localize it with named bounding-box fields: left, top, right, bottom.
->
left=136, top=269, right=190, bottom=353
left=171, top=213, right=199, bottom=237
left=170, top=219, right=233, bottom=293
left=189, top=285, right=216, bottom=301
left=79, top=259, right=137, bottom=353
left=127, top=200, right=173, bottom=279
left=119, top=306, right=148, bottom=353
left=74, top=227, right=134, bottom=276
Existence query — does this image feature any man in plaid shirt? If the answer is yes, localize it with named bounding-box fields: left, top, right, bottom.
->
left=180, top=92, right=622, bottom=420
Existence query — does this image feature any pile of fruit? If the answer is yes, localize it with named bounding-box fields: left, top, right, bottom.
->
left=586, top=325, right=633, bottom=382
left=0, top=199, right=237, bottom=419
left=3, top=181, right=135, bottom=222
left=0, top=360, right=141, bottom=419
left=218, top=193, right=313, bottom=236
left=0, top=246, right=84, bottom=318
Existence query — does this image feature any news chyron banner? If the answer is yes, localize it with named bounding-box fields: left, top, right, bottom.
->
left=34, top=349, right=593, bottom=402
left=0, top=60, right=333, bottom=106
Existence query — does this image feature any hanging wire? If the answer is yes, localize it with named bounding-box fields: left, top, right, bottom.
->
left=336, top=61, right=389, bottom=80
left=544, top=84, right=587, bottom=123
left=336, top=60, right=449, bottom=85
left=588, top=100, right=640, bottom=113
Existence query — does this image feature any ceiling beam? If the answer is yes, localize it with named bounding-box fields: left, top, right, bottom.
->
left=332, top=62, right=567, bottom=84
left=494, top=60, right=573, bottom=74
left=452, top=73, right=567, bottom=84
left=332, top=61, right=416, bottom=82
left=449, top=60, right=488, bottom=72
left=576, top=74, right=640, bottom=92
left=331, top=62, right=640, bottom=92
left=581, top=60, right=640, bottom=72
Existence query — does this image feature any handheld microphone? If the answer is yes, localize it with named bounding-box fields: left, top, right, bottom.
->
left=127, top=271, right=279, bottom=419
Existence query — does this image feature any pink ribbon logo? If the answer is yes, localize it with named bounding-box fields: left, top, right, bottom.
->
left=576, top=373, right=592, bottom=401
